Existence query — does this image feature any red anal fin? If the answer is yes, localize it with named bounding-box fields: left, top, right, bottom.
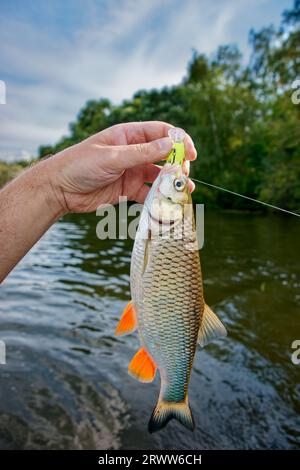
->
left=115, top=301, right=137, bottom=336
left=128, top=347, right=157, bottom=383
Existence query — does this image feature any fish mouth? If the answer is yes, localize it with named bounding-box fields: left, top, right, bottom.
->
left=148, top=212, right=176, bottom=226
left=146, top=189, right=182, bottom=226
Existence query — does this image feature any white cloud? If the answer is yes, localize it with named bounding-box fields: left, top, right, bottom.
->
left=0, top=0, right=289, bottom=161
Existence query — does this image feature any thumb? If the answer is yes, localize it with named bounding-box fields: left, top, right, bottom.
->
left=109, top=137, right=173, bottom=170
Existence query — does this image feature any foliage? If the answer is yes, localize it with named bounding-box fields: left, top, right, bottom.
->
left=31, top=1, right=297, bottom=211
left=0, top=161, right=25, bottom=188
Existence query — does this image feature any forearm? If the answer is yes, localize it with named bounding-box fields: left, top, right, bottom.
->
left=0, top=159, right=65, bottom=282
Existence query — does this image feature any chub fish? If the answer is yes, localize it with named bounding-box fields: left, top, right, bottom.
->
left=115, top=163, right=227, bottom=433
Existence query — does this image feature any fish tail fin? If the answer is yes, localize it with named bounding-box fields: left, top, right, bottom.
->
left=148, top=397, right=194, bottom=433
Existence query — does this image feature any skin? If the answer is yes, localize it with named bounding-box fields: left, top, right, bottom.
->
left=0, top=121, right=196, bottom=283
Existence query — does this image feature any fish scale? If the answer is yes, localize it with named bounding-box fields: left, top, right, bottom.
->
left=132, top=229, right=204, bottom=404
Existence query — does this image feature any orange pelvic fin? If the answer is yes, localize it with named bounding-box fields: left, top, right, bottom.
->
left=115, top=301, right=137, bottom=336
left=128, top=348, right=157, bottom=383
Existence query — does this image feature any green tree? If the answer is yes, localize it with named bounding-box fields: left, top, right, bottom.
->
left=36, top=1, right=300, bottom=212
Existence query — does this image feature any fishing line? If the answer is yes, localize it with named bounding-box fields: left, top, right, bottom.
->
left=191, top=177, right=300, bottom=218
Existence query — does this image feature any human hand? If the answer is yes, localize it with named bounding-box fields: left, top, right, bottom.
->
left=47, top=121, right=197, bottom=213
left=0, top=122, right=197, bottom=281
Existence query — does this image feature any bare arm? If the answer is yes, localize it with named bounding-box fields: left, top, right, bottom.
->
left=0, top=161, right=64, bottom=282
left=0, top=121, right=196, bottom=282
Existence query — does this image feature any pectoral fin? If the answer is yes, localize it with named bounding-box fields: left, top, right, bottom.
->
left=198, top=304, right=227, bottom=347
left=128, top=347, right=157, bottom=383
left=115, top=301, right=137, bottom=336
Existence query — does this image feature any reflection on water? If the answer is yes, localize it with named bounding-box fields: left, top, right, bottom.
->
left=0, top=211, right=299, bottom=449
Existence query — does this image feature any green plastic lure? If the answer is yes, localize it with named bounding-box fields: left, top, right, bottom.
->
left=166, top=127, right=186, bottom=166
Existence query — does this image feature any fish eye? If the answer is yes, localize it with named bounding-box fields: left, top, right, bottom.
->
left=174, top=178, right=185, bottom=192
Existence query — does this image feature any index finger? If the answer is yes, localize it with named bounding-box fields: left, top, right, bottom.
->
left=99, top=121, right=197, bottom=160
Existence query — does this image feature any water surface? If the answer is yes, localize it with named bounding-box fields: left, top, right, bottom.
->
left=0, top=211, right=299, bottom=449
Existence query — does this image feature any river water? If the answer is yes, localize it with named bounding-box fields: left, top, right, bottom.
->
left=0, top=210, right=299, bottom=449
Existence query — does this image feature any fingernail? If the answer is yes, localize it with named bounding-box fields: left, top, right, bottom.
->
left=193, top=144, right=198, bottom=159
left=184, top=160, right=190, bottom=175
left=188, top=178, right=195, bottom=192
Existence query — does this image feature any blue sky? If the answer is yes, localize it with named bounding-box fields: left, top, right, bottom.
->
left=0, top=0, right=293, bottom=161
